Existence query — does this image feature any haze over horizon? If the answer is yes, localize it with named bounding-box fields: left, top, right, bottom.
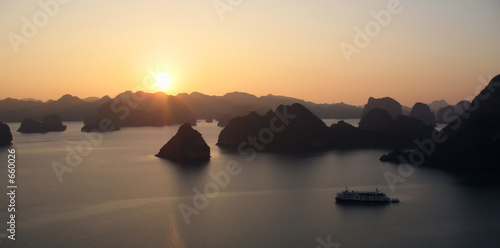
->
left=1, top=0, right=499, bottom=106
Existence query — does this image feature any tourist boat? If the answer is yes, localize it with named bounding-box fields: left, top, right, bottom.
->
left=335, top=185, right=399, bottom=203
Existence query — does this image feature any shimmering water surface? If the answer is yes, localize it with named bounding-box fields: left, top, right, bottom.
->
left=0, top=121, right=499, bottom=248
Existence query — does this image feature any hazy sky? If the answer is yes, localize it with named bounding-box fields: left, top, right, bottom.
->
left=1, top=0, right=499, bottom=106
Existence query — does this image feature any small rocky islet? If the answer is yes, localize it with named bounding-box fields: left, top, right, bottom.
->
left=17, top=114, right=67, bottom=133
left=156, top=123, right=211, bottom=161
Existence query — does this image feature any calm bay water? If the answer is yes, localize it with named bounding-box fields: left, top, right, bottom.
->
left=0, top=121, right=499, bottom=247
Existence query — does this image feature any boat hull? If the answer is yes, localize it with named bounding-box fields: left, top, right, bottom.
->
left=335, top=198, right=392, bottom=203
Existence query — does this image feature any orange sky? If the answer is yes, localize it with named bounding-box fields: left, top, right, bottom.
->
left=1, top=0, right=499, bottom=106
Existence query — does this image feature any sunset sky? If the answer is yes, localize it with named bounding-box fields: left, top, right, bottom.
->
left=1, top=0, right=499, bottom=106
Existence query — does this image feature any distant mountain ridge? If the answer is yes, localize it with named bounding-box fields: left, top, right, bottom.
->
left=0, top=94, right=111, bottom=122
left=0, top=91, right=366, bottom=123
left=0, top=91, right=458, bottom=125
left=177, top=91, right=364, bottom=120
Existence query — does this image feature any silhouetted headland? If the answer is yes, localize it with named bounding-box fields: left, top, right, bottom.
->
left=217, top=103, right=330, bottom=152
left=217, top=102, right=433, bottom=152
left=331, top=108, right=433, bottom=149
left=382, top=74, right=500, bottom=169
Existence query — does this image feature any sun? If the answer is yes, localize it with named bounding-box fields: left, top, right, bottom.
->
left=154, top=73, right=172, bottom=91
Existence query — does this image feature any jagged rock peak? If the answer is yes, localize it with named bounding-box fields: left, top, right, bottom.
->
left=156, top=123, right=210, bottom=161
left=361, top=97, right=402, bottom=119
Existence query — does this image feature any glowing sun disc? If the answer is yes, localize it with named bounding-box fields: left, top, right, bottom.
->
left=155, top=74, right=172, bottom=90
